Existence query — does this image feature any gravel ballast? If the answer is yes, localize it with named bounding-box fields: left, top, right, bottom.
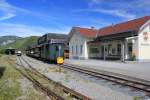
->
left=21, top=56, right=150, bottom=100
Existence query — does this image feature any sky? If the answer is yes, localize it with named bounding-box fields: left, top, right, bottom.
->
left=0, top=0, right=150, bottom=37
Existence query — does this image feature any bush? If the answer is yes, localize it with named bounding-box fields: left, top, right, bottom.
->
left=131, top=53, right=136, bottom=61
left=0, top=49, right=5, bottom=54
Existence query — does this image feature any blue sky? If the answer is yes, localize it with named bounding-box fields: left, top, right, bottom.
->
left=0, top=0, right=149, bottom=37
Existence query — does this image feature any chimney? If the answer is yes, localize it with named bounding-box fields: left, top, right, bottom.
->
left=112, top=23, right=114, bottom=27
left=91, top=26, right=95, bottom=29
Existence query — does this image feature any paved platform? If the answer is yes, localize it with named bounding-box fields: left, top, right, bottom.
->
left=64, top=59, right=150, bottom=82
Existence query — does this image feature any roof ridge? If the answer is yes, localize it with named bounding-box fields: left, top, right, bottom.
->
left=99, top=16, right=150, bottom=30
left=98, top=15, right=150, bottom=36
left=74, top=26, right=98, bottom=30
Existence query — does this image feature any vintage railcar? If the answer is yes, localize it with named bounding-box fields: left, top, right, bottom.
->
left=26, top=33, right=68, bottom=64
left=38, top=42, right=65, bottom=64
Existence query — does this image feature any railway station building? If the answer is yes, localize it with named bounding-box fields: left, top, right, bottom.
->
left=68, top=27, right=98, bottom=59
left=68, top=16, right=150, bottom=62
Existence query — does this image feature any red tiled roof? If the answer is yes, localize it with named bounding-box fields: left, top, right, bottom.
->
left=98, top=16, right=150, bottom=36
left=75, top=27, right=98, bottom=38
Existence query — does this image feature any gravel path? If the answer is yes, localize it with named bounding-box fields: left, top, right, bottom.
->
left=22, top=56, right=137, bottom=100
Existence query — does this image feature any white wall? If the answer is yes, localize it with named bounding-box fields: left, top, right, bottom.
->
left=138, top=20, right=150, bottom=61
left=69, top=32, right=92, bottom=59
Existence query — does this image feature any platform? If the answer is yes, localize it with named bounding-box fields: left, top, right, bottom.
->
left=64, top=59, right=150, bottom=82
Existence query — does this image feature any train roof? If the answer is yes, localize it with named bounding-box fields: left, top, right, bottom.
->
left=46, top=33, right=68, bottom=39
left=38, top=33, right=68, bottom=44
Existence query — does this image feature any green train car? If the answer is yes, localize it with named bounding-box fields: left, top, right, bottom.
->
left=26, top=33, right=68, bottom=64
left=39, top=43, right=65, bottom=64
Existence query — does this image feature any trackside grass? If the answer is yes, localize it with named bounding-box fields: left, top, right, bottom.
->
left=0, top=55, right=48, bottom=100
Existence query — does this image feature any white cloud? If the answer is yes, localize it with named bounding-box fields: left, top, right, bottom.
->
left=89, top=0, right=102, bottom=4
left=87, top=0, right=103, bottom=6
left=97, top=9, right=136, bottom=20
left=0, top=0, right=70, bottom=37
left=0, top=0, right=16, bottom=20
left=74, top=8, right=136, bottom=20
left=86, top=0, right=149, bottom=19
left=0, top=23, right=69, bottom=37
left=0, top=0, right=57, bottom=21
left=135, top=0, right=150, bottom=7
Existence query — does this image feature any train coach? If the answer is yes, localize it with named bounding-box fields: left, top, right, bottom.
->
left=39, top=42, right=65, bottom=64
left=26, top=33, right=68, bottom=64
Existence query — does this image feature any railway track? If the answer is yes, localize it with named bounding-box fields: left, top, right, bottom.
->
left=15, top=57, right=63, bottom=100
left=16, top=56, right=92, bottom=100
left=61, top=63, right=150, bottom=95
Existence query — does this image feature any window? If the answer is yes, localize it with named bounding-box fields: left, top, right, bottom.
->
left=72, top=46, right=73, bottom=54
left=69, top=46, right=71, bottom=53
left=80, top=45, right=83, bottom=54
left=56, top=45, right=61, bottom=51
left=76, top=45, right=78, bottom=54
left=128, top=43, right=132, bottom=52
left=112, top=48, right=115, bottom=54
left=108, top=44, right=112, bottom=54
left=117, top=44, right=121, bottom=55
left=56, top=46, right=59, bottom=51
left=89, top=48, right=99, bottom=53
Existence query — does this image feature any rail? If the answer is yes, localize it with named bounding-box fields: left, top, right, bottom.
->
left=19, top=56, right=92, bottom=100
left=61, top=63, right=150, bottom=94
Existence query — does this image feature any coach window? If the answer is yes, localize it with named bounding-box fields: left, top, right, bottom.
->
left=80, top=45, right=83, bottom=55
left=56, top=46, right=58, bottom=51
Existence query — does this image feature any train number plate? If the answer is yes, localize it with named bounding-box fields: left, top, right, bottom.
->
left=57, top=57, right=64, bottom=64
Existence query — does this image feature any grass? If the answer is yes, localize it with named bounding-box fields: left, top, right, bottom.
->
left=0, top=55, right=48, bottom=100
left=20, top=86, right=47, bottom=100
left=0, top=55, right=21, bottom=100
left=133, top=96, right=141, bottom=100
left=0, top=36, right=39, bottom=52
left=0, top=55, right=78, bottom=100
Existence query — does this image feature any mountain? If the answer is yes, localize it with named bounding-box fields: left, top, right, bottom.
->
left=0, top=36, right=39, bottom=53
left=0, top=36, right=22, bottom=46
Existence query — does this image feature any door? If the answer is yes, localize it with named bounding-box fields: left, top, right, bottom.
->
left=128, top=42, right=133, bottom=59
left=101, top=45, right=104, bottom=59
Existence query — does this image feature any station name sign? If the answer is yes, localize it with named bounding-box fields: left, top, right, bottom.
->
left=49, top=39, right=66, bottom=43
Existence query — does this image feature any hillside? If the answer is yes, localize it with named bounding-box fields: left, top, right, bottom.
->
left=0, top=36, right=39, bottom=53
left=0, top=36, right=22, bottom=46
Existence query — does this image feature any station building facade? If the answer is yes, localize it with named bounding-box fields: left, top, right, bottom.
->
left=68, top=27, right=98, bottom=59
left=68, top=16, right=150, bottom=61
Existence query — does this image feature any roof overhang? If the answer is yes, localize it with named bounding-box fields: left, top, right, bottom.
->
left=96, top=30, right=138, bottom=41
